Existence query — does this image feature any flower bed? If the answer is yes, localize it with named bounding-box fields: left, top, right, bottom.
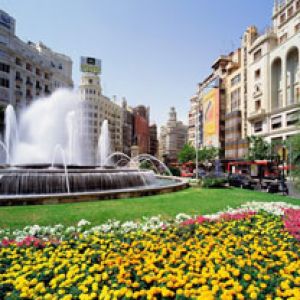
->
left=0, top=202, right=299, bottom=299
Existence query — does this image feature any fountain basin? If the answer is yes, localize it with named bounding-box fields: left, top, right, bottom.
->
left=0, top=173, right=188, bottom=206
left=0, top=168, right=158, bottom=195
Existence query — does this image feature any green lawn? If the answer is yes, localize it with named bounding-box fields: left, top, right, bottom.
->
left=0, top=187, right=299, bottom=229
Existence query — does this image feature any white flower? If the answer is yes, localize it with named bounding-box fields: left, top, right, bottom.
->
left=28, top=225, right=41, bottom=236
left=77, top=219, right=91, bottom=227
left=175, top=213, right=192, bottom=222
left=66, top=226, right=76, bottom=234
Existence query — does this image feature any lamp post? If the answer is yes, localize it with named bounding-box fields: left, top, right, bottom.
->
left=195, top=107, right=199, bottom=180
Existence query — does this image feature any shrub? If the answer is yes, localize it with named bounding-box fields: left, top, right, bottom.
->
left=169, top=167, right=181, bottom=177
left=202, top=176, right=228, bottom=188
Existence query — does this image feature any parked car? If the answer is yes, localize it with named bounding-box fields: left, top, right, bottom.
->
left=228, top=173, right=254, bottom=189
left=266, top=180, right=289, bottom=195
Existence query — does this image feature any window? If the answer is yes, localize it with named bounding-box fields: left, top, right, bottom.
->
left=0, top=77, right=9, bottom=88
left=295, top=23, right=300, bottom=33
left=271, top=116, right=282, bottom=130
left=254, top=121, right=262, bottom=133
left=279, top=33, right=287, bottom=44
left=0, top=62, right=9, bottom=73
left=36, top=68, right=41, bottom=76
left=15, top=71, right=22, bottom=82
left=255, top=69, right=261, bottom=79
left=280, top=13, right=286, bottom=24
left=45, top=73, right=49, bottom=80
left=231, top=74, right=241, bottom=86
left=15, top=57, right=22, bottom=66
left=26, top=63, right=32, bottom=71
left=255, top=100, right=261, bottom=111
left=297, top=0, right=300, bottom=9
left=286, top=112, right=299, bottom=126
left=89, top=79, right=93, bottom=84
left=287, top=6, right=293, bottom=17
left=230, top=88, right=240, bottom=112
left=253, top=49, right=262, bottom=61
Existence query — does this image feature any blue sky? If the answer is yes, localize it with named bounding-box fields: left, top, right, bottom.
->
left=1, top=0, right=274, bottom=126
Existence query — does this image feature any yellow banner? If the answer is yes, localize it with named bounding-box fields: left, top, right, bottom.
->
left=203, top=89, right=218, bottom=143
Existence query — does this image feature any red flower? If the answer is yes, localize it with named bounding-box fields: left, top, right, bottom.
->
left=283, top=209, right=300, bottom=241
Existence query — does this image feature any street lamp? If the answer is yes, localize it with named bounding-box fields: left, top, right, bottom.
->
left=195, top=108, right=199, bottom=180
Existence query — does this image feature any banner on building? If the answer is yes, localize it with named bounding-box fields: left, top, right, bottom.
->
left=203, top=88, right=219, bottom=147
left=80, top=57, right=101, bottom=74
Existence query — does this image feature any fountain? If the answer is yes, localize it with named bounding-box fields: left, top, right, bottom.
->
left=4, top=105, right=18, bottom=164
left=98, top=120, right=112, bottom=166
left=0, top=89, right=187, bottom=205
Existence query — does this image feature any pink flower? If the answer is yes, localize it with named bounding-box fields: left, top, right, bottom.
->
left=283, top=209, right=300, bottom=241
left=181, top=216, right=208, bottom=226
left=219, top=211, right=256, bottom=221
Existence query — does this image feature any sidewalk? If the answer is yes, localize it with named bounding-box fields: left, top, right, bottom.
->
left=287, top=181, right=300, bottom=199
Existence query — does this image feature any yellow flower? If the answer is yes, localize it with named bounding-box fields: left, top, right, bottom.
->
left=243, top=274, right=251, bottom=281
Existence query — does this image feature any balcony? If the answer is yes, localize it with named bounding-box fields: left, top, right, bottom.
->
left=26, top=80, right=33, bottom=87
left=15, top=75, right=23, bottom=83
left=248, top=108, right=266, bottom=121
left=15, top=90, right=23, bottom=97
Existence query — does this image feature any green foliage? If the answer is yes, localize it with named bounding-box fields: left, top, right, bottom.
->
left=139, top=160, right=153, bottom=170
left=169, top=167, right=181, bottom=177
left=290, top=133, right=300, bottom=187
left=201, top=176, right=228, bottom=188
left=197, top=146, right=219, bottom=163
left=178, top=144, right=219, bottom=164
left=247, top=136, right=271, bottom=160
left=178, top=143, right=196, bottom=163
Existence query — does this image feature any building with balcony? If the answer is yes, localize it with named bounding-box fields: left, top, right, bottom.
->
left=79, top=72, right=123, bottom=165
left=188, top=58, right=228, bottom=158
left=188, top=0, right=300, bottom=158
left=159, top=107, right=188, bottom=162
left=121, top=98, right=134, bottom=156
left=132, top=105, right=150, bottom=155
left=247, top=0, right=300, bottom=144
left=149, top=124, right=158, bottom=157
left=0, top=10, right=73, bottom=133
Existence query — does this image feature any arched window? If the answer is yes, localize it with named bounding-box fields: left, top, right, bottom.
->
left=286, top=47, right=299, bottom=105
left=271, top=57, right=282, bottom=109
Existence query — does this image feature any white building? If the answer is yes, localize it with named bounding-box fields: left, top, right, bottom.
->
left=247, top=0, right=300, bottom=144
left=0, top=9, right=73, bottom=125
left=79, top=72, right=123, bottom=164
left=159, top=107, right=188, bottom=162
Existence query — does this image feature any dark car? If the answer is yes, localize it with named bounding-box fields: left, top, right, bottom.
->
left=266, top=180, right=289, bottom=195
left=228, top=173, right=254, bottom=189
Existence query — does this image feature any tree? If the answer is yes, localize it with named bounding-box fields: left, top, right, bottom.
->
left=178, top=143, right=196, bottom=163
left=247, top=136, right=271, bottom=160
left=290, top=133, right=300, bottom=188
left=197, top=146, right=219, bottom=163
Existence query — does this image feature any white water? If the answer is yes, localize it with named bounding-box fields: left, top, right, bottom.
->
left=98, top=120, right=112, bottom=166
left=5, top=105, right=19, bottom=164
left=4, top=89, right=85, bottom=165
left=51, top=144, right=70, bottom=193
